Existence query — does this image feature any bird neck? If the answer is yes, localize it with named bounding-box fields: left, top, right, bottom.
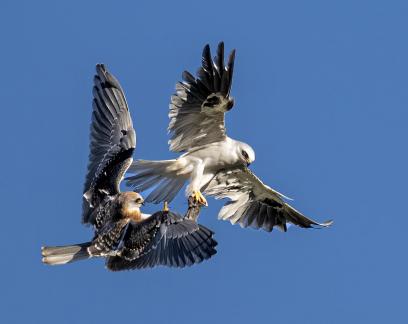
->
left=121, top=205, right=142, bottom=222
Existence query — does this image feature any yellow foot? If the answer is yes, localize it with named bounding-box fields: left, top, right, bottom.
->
left=163, top=201, right=169, bottom=212
left=191, top=190, right=208, bottom=207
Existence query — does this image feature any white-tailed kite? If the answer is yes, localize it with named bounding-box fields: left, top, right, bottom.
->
left=126, top=42, right=332, bottom=232
left=42, top=64, right=217, bottom=270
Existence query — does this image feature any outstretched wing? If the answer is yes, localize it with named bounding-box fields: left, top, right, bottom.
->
left=105, top=211, right=217, bottom=271
left=168, top=42, right=236, bottom=152
left=204, top=168, right=333, bottom=232
left=82, top=64, right=136, bottom=224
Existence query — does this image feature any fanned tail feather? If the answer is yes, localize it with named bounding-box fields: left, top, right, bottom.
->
left=126, top=160, right=186, bottom=203
left=41, top=242, right=92, bottom=265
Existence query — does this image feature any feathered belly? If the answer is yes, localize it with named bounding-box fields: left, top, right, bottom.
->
left=187, top=141, right=239, bottom=170
left=184, top=141, right=239, bottom=191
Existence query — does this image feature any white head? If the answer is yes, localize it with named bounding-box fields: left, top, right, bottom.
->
left=236, top=141, right=255, bottom=166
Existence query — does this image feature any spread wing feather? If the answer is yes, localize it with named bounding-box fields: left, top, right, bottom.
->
left=168, top=42, right=236, bottom=152
left=204, top=167, right=333, bottom=232
left=82, top=64, right=136, bottom=224
left=105, top=211, right=217, bottom=271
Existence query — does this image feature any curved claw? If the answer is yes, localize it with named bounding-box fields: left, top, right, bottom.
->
left=191, top=191, right=208, bottom=207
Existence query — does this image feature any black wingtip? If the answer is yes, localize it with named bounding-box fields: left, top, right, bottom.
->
left=227, top=50, right=236, bottom=69
left=217, top=41, right=225, bottom=53
left=216, top=42, right=225, bottom=68
left=203, top=44, right=210, bottom=55
left=182, top=70, right=195, bottom=83
left=229, top=49, right=236, bottom=61
left=95, top=63, right=107, bottom=73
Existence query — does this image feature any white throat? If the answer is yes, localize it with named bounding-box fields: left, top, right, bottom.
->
left=140, top=213, right=151, bottom=220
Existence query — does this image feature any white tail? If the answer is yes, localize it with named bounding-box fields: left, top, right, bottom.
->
left=126, top=159, right=186, bottom=203
left=41, top=243, right=92, bottom=265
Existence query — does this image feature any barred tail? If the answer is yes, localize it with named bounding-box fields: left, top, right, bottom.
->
left=126, top=159, right=186, bottom=204
left=41, top=242, right=92, bottom=265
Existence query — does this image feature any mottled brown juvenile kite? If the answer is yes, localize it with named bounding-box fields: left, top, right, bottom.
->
left=42, top=64, right=217, bottom=271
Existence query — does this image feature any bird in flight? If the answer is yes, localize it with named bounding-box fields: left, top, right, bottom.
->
left=42, top=64, right=217, bottom=270
left=126, top=42, right=333, bottom=232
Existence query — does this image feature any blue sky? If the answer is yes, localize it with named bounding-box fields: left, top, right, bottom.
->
left=2, top=0, right=407, bottom=323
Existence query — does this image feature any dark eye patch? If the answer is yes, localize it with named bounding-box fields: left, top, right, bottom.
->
left=242, top=150, right=249, bottom=159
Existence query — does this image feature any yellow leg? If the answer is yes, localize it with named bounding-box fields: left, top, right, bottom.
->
left=163, top=201, right=169, bottom=212
left=192, top=190, right=208, bottom=206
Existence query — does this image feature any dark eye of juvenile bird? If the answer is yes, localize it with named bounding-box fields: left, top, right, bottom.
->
left=242, top=150, right=249, bottom=159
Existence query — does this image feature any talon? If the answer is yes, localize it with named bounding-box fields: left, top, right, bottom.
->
left=163, top=201, right=169, bottom=212
left=191, top=190, right=208, bottom=207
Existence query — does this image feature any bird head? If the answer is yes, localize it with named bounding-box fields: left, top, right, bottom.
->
left=237, top=142, right=255, bottom=166
left=128, top=192, right=145, bottom=208
left=119, top=192, right=145, bottom=220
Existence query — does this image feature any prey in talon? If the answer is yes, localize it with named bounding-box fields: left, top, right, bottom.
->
left=191, top=190, right=208, bottom=207
left=186, top=195, right=204, bottom=222
left=41, top=64, right=217, bottom=271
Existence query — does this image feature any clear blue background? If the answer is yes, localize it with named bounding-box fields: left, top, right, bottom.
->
left=2, top=0, right=407, bottom=323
